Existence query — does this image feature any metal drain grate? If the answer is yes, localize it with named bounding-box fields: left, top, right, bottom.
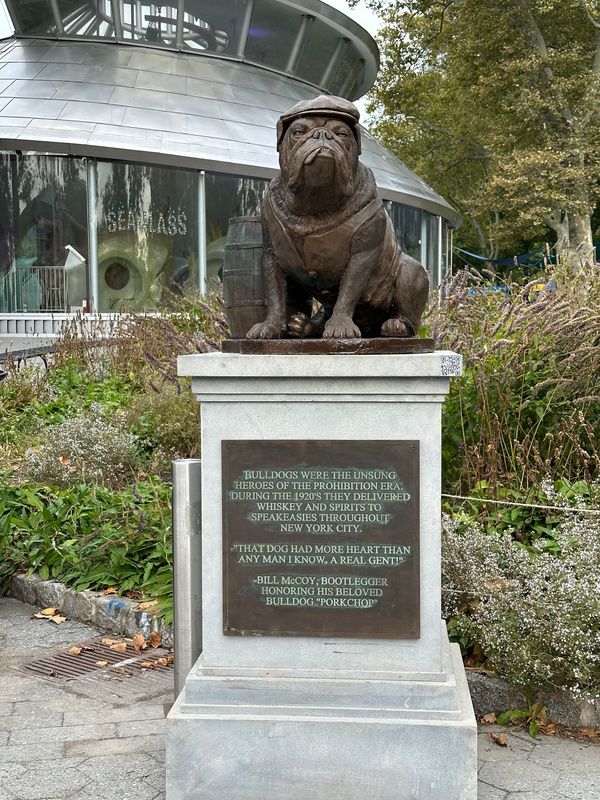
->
left=23, top=638, right=174, bottom=680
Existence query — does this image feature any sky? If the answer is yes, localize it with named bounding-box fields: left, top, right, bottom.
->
left=0, top=1, right=11, bottom=39
left=323, top=0, right=381, bottom=39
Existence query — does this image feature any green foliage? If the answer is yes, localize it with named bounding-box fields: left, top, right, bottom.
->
left=123, top=381, right=199, bottom=477
left=0, top=479, right=174, bottom=622
left=0, top=295, right=226, bottom=620
left=359, top=0, right=600, bottom=260
left=446, top=478, right=597, bottom=553
left=496, top=702, right=547, bottom=738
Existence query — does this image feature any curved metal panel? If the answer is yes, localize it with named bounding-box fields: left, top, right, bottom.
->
left=3, top=0, right=379, bottom=99
left=0, top=39, right=459, bottom=223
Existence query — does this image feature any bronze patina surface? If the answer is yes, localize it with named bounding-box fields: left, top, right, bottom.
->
left=241, top=95, right=430, bottom=342
left=222, top=440, right=420, bottom=639
left=222, top=337, right=434, bottom=355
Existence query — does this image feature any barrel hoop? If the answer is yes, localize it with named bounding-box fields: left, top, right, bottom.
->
left=224, top=243, right=263, bottom=250
left=224, top=299, right=266, bottom=308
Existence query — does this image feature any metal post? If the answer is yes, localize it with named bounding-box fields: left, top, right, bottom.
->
left=285, top=14, right=314, bottom=74
left=198, top=170, right=207, bottom=293
left=437, top=215, right=443, bottom=287
left=175, top=0, right=184, bottom=47
left=236, top=0, right=254, bottom=58
left=420, top=212, right=428, bottom=276
left=111, top=0, right=123, bottom=39
left=86, top=159, right=99, bottom=312
left=172, top=459, right=203, bottom=699
left=48, top=0, right=65, bottom=35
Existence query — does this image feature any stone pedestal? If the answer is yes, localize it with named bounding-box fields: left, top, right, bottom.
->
left=167, top=351, right=476, bottom=800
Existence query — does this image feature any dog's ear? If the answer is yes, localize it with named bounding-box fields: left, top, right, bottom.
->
left=278, top=129, right=291, bottom=181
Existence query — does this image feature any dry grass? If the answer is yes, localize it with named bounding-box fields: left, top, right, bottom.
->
left=429, top=265, right=600, bottom=494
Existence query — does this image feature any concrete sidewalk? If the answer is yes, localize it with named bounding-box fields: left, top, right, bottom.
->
left=1, top=597, right=599, bottom=800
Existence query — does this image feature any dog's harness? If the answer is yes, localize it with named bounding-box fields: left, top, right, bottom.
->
left=263, top=194, right=381, bottom=276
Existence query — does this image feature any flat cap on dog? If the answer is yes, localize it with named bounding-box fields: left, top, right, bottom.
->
left=276, top=94, right=362, bottom=153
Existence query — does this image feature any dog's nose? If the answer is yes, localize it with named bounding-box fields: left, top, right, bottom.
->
left=311, top=128, right=334, bottom=141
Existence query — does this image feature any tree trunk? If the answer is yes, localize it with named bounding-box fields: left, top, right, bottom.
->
left=566, top=212, right=595, bottom=268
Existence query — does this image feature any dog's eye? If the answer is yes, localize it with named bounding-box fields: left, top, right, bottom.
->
left=292, top=127, right=306, bottom=137
left=336, top=129, right=349, bottom=137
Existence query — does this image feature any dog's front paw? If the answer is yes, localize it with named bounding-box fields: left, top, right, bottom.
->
left=381, top=318, right=413, bottom=338
left=323, top=315, right=361, bottom=339
left=246, top=319, right=285, bottom=339
left=287, top=312, right=311, bottom=339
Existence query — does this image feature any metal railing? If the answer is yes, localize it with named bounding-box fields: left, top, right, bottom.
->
left=0, top=265, right=69, bottom=313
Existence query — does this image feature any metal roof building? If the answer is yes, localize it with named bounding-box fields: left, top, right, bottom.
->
left=0, top=1, right=457, bottom=321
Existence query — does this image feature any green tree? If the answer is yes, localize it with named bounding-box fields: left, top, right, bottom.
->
left=360, top=0, right=600, bottom=265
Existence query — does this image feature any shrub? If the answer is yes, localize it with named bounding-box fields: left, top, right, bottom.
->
left=20, top=414, right=137, bottom=488
left=53, top=291, right=225, bottom=385
left=122, top=381, right=199, bottom=475
left=0, top=479, right=173, bottom=621
left=442, top=512, right=600, bottom=698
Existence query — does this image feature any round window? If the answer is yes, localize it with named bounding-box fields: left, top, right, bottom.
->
left=104, top=261, right=131, bottom=291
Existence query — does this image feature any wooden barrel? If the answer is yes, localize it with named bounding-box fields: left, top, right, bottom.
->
left=222, top=216, right=266, bottom=338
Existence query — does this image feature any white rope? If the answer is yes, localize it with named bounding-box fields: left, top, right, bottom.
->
left=442, top=493, right=600, bottom=516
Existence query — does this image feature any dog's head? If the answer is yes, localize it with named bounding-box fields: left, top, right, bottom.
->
left=277, top=96, right=361, bottom=204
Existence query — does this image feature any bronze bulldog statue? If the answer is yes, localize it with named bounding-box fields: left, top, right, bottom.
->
left=246, top=95, right=429, bottom=340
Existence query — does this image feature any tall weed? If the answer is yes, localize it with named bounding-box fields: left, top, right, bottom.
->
left=430, top=268, right=600, bottom=494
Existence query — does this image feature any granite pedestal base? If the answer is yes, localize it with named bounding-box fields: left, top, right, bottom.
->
left=167, top=351, right=476, bottom=798
left=167, top=624, right=476, bottom=800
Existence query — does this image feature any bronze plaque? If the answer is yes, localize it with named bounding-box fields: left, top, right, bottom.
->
left=222, top=440, right=420, bottom=639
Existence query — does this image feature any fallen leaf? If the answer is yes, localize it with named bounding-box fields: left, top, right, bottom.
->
left=136, top=600, right=158, bottom=611
left=51, top=615, right=66, bottom=624
left=155, top=656, right=174, bottom=666
left=95, top=660, right=108, bottom=667
left=101, top=638, right=119, bottom=646
left=582, top=728, right=598, bottom=740
left=490, top=732, right=508, bottom=747
left=132, top=632, right=147, bottom=652
left=109, top=641, right=127, bottom=653
left=139, top=661, right=155, bottom=669
left=68, top=646, right=82, bottom=655
left=58, top=454, right=70, bottom=465
left=32, top=613, right=47, bottom=619
left=40, top=607, right=58, bottom=616
left=543, top=723, right=558, bottom=735
left=481, top=713, right=497, bottom=725
left=104, top=587, right=118, bottom=595
left=149, top=631, right=162, bottom=648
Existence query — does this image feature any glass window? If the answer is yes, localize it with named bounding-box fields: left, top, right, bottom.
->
left=79, top=0, right=251, bottom=52
left=57, top=0, right=116, bottom=38
left=426, top=212, right=440, bottom=286
left=388, top=202, right=422, bottom=262
left=296, top=19, right=346, bottom=89
left=205, top=172, right=268, bottom=286
left=8, top=0, right=54, bottom=35
left=0, top=153, right=88, bottom=313
left=117, top=0, right=176, bottom=46
left=245, top=0, right=303, bottom=72
left=95, top=160, right=198, bottom=312
left=328, top=44, right=365, bottom=97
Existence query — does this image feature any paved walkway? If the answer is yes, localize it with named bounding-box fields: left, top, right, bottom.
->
left=1, top=597, right=599, bottom=799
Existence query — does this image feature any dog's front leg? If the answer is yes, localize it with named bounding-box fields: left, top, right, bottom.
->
left=246, top=247, right=287, bottom=339
left=323, top=213, right=384, bottom=339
